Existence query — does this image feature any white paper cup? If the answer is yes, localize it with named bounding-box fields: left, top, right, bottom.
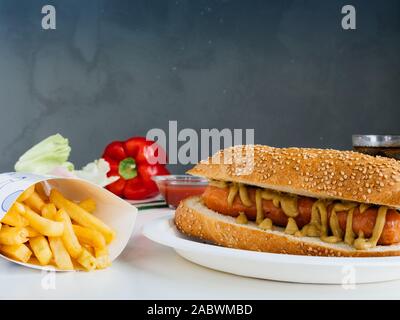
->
left=0, top=172, right=137, bottom=271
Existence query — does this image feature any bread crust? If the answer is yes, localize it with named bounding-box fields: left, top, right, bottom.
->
left=175, top=197, right=400, bottom=257
left=187, top=145, right=400, bottom=208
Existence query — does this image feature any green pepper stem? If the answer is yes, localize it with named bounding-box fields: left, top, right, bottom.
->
left=118, top=157, right=137, bottom=180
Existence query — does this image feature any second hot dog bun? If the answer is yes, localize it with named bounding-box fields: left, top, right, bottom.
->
left=175, top=196, right=400, bottom=257
left=188, top=145, right=400, bottom=208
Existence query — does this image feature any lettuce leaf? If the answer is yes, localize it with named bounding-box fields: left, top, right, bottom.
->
left=15, top=134, right=74, bottom=174
left=14, top=134, right=118, bottom=187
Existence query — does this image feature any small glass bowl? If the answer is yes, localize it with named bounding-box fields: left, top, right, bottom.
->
left=152, top=175, right=208, bottom=208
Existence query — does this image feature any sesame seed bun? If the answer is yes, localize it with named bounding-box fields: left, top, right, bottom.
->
left=175, top=197, right=400, bottom=257
left=188, top=145, right=400, bottom=208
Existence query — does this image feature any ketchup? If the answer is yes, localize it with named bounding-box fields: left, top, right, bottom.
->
left=158, top=183, right=207, bottom=208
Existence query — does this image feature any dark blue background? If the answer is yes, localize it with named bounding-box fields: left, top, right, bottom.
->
left=0, top=0, right=399, bottom=172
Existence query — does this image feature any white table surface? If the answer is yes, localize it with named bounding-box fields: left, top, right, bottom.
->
left=2, top=208, right=400, bottom=300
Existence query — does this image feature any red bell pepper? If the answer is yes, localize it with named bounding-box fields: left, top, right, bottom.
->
left=102, top=137, right=169, bottom=200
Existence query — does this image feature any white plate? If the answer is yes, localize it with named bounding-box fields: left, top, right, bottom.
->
left=143, top=213, right=400, bottom=284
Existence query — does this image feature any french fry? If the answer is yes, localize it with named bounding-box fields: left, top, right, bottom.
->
left=55, top=209, right=82, bottom=258
left=50, top=189, right=115, bottom=243
left=0, top=226, right=28, bottom=245
left=24, top=191, right=45, bottom=212
left=76, top=247, right=96, bottom=271
left=48, top=237, right=73, bottom=270
left=0, top=188, right=113, bottom=271
left=17, top=185, right=35, bottom=202
left=29, top=236, right=52, bottom=265
left=83, top=244, right=94, bottom=256
left=43, top=206, right=74, bottom=270
left=35, top=183, right=48, bottom=202
left=72, top=225, right=106, bottom=249
left=95, top=247, right=111, bottom=269
left=41, top=203, right=57, bottom=219
left=23, top=226, right=40, bottom=237
left=79, top=198, right=96, bottom=213
left=21, top=205, right=64, bottom=237
left=0, top=244, right=32, bottom=263
left=1, top=202, right=29, bottom=227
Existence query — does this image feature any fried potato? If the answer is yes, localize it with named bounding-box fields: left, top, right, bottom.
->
left=50, top=189, right=115, bottom=243
left=76, top=247, right=97, bottom=271
left=2, top=184, right=115, bottom=271
left=41, top=203, right=57, bottom=219
left=24, top=191, right=46, bottom=212
left=21, top=205, right=64, bottom=237
left=79, top=198, right=96, bottom=213
left=72, top=225, right=106, bottom=249
left=55, top=209, right=82, bottom=258
left=95, top=247, right=111, bottom=269
left=48, top=237, right=73, bottom=270
left=23, top=226, right=40, bottom=237
left=0, top=244, right=32, bottom=263
left=1, top=202, right=29, bottom=227
left=0, top=226, right=29, bottom=245
left=35, top=183, right=48, bottom=202
left=17, top=185, right=35, bottom=202
left=29, top=236, right=52, bottom=266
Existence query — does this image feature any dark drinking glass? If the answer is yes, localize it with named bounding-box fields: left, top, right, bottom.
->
left=352, top=135, right=400, bottom=160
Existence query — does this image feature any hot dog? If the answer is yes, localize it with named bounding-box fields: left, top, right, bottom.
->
left=175, top=145, right=400, bottom=257
left=202, top=185, right=400, bottom=245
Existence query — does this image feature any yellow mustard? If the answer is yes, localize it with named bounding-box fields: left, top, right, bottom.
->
left=238, top=184, right=252, bottom=207
left=221, top=181, right=388, bottom=250
left=260, top=190, right=298, bottom=217
left=236, top=212, right=248, bottom=224
left=344, top=208, right=356, bottom=245
left=227, top=183, right=239, bottom=207
left=329, top=202, right=358, bottom=242
left=285, top=217, right=299, bottom=235
left=255, top=189, right=263, bottom=225
left=209, top=180, right=228, bottom=188
left=259, top=218, right=273, bottom=230
left=353, top=206, right=387, bottom=250
left=359, top=203, right=370, bottom=213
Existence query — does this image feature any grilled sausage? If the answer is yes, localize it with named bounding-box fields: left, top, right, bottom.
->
left=202, top=186, right=400, bottom=245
